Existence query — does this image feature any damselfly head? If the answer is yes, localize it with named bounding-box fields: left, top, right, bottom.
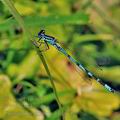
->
left=38, top=30, right=45, bottom=37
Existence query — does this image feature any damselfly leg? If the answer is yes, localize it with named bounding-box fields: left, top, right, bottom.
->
left=32, top=36, right=49, bottom=52
left=38, top=40, right=49, bottom=52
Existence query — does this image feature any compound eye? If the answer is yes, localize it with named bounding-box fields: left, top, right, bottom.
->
left=38, top=30, right=45, bottom=36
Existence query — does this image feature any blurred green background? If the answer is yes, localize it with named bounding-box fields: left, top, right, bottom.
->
left=0, top=0, right=120, bottom=120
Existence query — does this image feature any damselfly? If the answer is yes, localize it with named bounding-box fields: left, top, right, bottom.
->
left=33, top=30, right=115, bottom=93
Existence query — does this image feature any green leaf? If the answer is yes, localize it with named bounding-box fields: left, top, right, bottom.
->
left=73, top=34, right=114, bottom=44
left=46, top=105, right=68, bottom=120
left=0, top=12, right=89, bottom=31
left=30, top=89, right=76, bottom=106
left=1, top=0, right=27, bottom=34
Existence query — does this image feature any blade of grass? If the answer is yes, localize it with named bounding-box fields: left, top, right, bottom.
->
left=1, top=0, right=27, bottom=34
left=0, top=12, right=89, bottom=31
left=35, top=47, right=63, bottom=113
left=46, top=105, right=68, bottom=120
left=30, top=89, right=76, bottom=106
left=73, top=33, right=114, bottom=44
left=1, top=0, right=63, bottom=117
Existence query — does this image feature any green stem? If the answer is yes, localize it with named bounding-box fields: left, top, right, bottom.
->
left=35, top=48, right=63, bottom=113
left=1, top=0, right=27, bottom=34
left=1, top=0, right=63, bottom=117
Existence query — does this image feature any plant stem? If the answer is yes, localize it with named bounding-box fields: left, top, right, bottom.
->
left=1, top=0, right=63, bottom=118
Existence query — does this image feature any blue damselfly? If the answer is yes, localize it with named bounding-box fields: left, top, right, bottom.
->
left=33, top=30, right=115, bottom=93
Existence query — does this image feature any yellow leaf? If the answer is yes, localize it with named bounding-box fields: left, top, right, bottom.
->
left=0, top=75, right=43, bottom=120
left=64, top=109, right=78, bottom=120
left=73, top=90, right=120, bottom=116
left=15, top=3, right=34, bottom=15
